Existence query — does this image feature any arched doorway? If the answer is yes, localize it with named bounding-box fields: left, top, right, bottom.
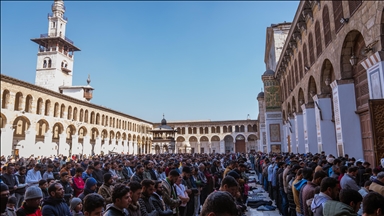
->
left=155, top=145, right=160, bottom=154
left=13, top=116, right=31, bottom=157
left=247, top=134, right=258, bottom=152
left=224, top=135, right=234, bottom=153
left=235, top=134, right=246, bottom=153
left=340, top=30, right=372, bottom=163
left=210, top=135, right=220, bottom=153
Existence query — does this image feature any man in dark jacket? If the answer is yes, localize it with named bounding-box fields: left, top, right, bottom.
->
left=92, top=161, right=104, bottom=187
left=131, top=165, right=145, bottom=183
left=42, top=183, right=71, bottom=216
left=58, top=172, right=73, bottom=205
left=14, top=166, right=28, bottom=208
left=0, top=164, right=18, bottom=196
left=103, top=184, right=130, bottom=216
left=78, top=177, right=98, bottom=200
left=138, top=179, right=158, bottom=216
left=16, top=186, right=43, bottom=216
left=150, top=181, right=173, bottom=216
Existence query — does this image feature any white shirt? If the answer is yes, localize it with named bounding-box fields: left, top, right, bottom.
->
left=175, top=184, right=188, bottom=207
left=26, top=169, right=42, bottom=185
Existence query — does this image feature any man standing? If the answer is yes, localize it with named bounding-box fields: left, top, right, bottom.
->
left=26, top=164, right=42, bottom=187
left=41, top=183, right=71, bottom=216
left=1, top=165, right=17, bottom=197
left=139, top=180, right=158, bottom=216
left=301, top=171, right=327, bottom=216
left=340, top=167, right=360, bottom=191
left=162, top=170, right=181, bottom=215
left=14, top=166, right=28, bottom=208
left=150, top=181, right=173, bottom=216
left=311, top=177, right=339, bottom=216
left=122, top=160, right=134, bottom=181
left=92, top=162, right=104, bottom=187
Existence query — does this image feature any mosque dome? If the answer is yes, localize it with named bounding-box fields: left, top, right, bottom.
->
left=263, top=69, right=275, bottom=76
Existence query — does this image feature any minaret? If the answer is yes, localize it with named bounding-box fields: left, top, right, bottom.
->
left=31, top=0, right=80, bottom=92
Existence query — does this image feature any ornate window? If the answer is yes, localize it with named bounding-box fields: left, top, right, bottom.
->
left=348, top=0, right=362, bottom=17
left=308, top=33, right=315, bottom=65
left=333, top=1, right=344, bottom=33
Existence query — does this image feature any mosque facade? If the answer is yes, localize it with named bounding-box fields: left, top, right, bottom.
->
left=258, top=0, right=384, bottom=166
left=0, top=0, right=260, bottom=158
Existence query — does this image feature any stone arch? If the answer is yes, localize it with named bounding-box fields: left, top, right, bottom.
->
left=110, top=130, right=115, bottom=140
left=128, top=133, right=132, bottom=141
left=211, top=135, right=220, bottom=142
left=0, top=113, right=7, bottom=128
left=298, top=88, right=305, bottom=113
left=2, top=89, right=10, bottom=109
left=90, top=111, right=95, bottom=124
left=14, top=92, right=23, bottom=111
left=122, top=132, right=127, bottom=140
left=67, top=106, right=72, bottom=120
left=132, top=134, right=136, bottom=142
left=91, top=128, right=99, bottom=141
left=200, top=136, right=209, bottom=142
left=240, top=125, right=245, bottom=132
left=101, top=129, right=108, bottom=140
left=79, top=109, right=84, bottom=122
left=78, top=126, right=87, bottom=139
left=340, top=30, right=366, bottom=80
left=66, top=125, right=76, bottom=140
left=235, top=125, right=240, bottom=132
left=36, top=119, right=49, bottom=138
left=176, top=136, right=185, bottom=142
left=13, top=116, right=31, bottom=137
left=224, top=135, right=234, bottom=153
left=298, top=52, right=303, bottom=80
left=36, top=98, right=43, bottom=115
left=308, top=76, right=317, bottom=104
left=53, top=102, right=59, bottom=117
left=315, top=21, right=323, bottom=57
left=52, top=122, right=64, bottom=139
left=320, top=59, right=336, bottom=95
left=44, top=99, right=51, bottom=116
left=303, top=43, right=308, bottom=69
left=308, top=33, right=315, bottom=65
left=60, top=104, right=65, bottom=118
left=205, top=127, right=209, bottom=134
left=96, top=113, right=100, bottom=125
left=25, top=94, right=33, bottom=113
left=116, top=131, right=121, bottom=140
left=189, top=136, right=198, bottom=142
left=73, top=107, right=78, bottom=121
left=323, top=5, right=332, bottom=46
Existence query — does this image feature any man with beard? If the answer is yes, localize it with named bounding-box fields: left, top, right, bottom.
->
left=122, top=160, right=134, bottom=181
left=311, top=177, right=339, bottom=216
left=59, top=172, right=73, bottom=205
left=143, top=161, right=157, bottom=181
left=41, top=183, right=71, bottom=216
left=162, top=169, right=181, bottom=215
left=16, top=186, right=43, bottom=216
left=98, top=173, right=114, bottom=205
left=138, top=180, right=158, bottom=216
left=1, top=164, right=17, bottom=197
left=131, top=165, right=145, bottom=183
left=103, top=184, right=131, bottom=216
left=181, top=166, right=197, bottom=216
left=14, top=166, right=28, bottom=208
left=92, top=162, right=104, bottom=187
left=150, top=181, right=173, bottom=216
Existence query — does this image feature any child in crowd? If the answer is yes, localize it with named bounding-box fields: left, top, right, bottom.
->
left=70, top=198, right=84, bottom=216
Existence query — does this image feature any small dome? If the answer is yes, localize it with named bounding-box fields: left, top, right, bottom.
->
left=263, top=69, right=275, bottom=76
left=257, top=92, right=264, bottom=98
left=161, top=117, right=167, bottom=125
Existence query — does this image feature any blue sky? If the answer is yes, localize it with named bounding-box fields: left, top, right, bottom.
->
left=1, top=1, right=299, bottom=123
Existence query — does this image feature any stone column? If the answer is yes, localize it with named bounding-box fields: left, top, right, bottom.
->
left=59, top=132, right=69, bottom=157
left=123, top=140, right=128, bottom=154
left=117, top=139, right=122, bottom=153
left=110, top=138, right=116, bottom=152
left=302, top=104, right=317, bottom=153
left=82, top=135, right=91, bottom=156
left=313, top=95, right=337, bottom=155
left=102, top=138, right=109, bottom=154
left=94, top=136, right=102, bottom=155
left=282, top=124, right=289, bottom=153
left=331, top=80, right=363, bottom=158
left=1, top=124, right=14, bottom=157
left=219, top=140, right=225, bottom=154
left=288, top=117, right=297, bottom=153
left=71, top=134, right=80, bottom=155
left=43, top=130, right=54, bottom=156
left=294, top=113, right=305, bottom=153
left=133, top=141, right=138, bottom=155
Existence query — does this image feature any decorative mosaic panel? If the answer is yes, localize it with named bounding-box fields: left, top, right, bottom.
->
left=269, top=124, right=281, bottom=142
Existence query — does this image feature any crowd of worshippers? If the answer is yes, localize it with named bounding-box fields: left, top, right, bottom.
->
left=0, top=153, right=254, bottom=216
left=1, top=152, right=384, bottom=216
left=254, top=152, right=384, bottom=216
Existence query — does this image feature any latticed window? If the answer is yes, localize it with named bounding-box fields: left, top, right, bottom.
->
left=315, top=22, right=323, bottom=57
left=308, top=33, right=315, bottom=65
left=323, top=5, right=332, bottom=46
left=349, top=0, right=362, bottom=16
left=333, top=1, right=344, bottom=33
